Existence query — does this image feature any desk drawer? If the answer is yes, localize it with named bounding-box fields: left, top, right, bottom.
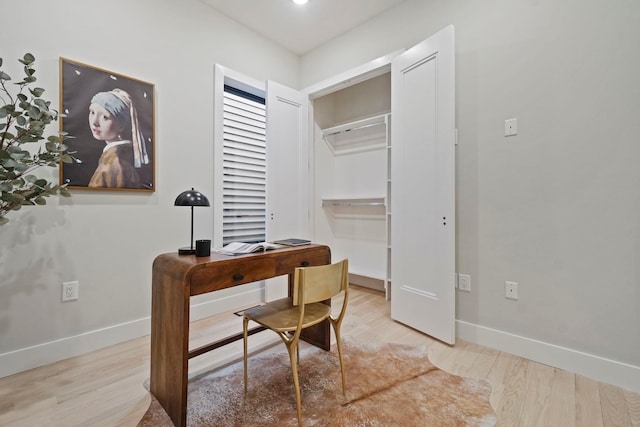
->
left=190, top=258, right=275, bottom=296
left=274, top=249, right=330, bottom=276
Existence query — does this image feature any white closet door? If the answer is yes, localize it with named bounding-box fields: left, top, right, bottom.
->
left=390, top=25, right=456, bottom=344
left=264, top=80, right=310, bottom=301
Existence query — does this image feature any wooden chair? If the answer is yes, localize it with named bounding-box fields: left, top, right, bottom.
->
left=242, top=258, right=349, bottom=426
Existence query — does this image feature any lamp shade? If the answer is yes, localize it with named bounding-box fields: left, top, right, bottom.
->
left=174, top=188, right=210, bottom=207
left=175, top=188, right=210, bottom=255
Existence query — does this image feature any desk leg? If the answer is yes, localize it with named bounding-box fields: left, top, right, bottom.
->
left=150, top=271, right=190, bottom=427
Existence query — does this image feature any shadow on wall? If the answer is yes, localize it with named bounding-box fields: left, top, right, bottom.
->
left=0, top=207, right=71, bottom=350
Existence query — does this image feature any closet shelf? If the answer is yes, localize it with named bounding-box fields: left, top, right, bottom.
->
left=322, top=114, right=389, bottom=155
left=322, top=197, right=385, bottom=207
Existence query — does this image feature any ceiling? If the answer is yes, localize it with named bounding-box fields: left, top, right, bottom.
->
left=200, top=0, right=406, bottom=55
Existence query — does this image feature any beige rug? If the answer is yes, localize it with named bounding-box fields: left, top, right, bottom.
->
left=138, top=338, right=497, bottom=426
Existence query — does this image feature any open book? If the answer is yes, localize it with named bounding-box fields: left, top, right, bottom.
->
left=213, top=241, right=281, bottom=256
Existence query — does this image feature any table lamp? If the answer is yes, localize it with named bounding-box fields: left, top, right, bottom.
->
left=174, top=188, right=210, bottom=255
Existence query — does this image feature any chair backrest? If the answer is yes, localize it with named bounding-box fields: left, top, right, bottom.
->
left=292, top=259, right=349, bottom=306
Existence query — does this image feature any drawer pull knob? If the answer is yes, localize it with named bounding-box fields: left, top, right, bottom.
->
left=233, top=273, right=244, bottom=281
left=301, top=261, right=310, bottom=267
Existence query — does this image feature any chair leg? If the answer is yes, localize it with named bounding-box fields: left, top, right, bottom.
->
left=243, top=316, right=249, bottom=393
left=286, top=339, right=303, bottom=427
left=332, top=321, right=347, bottom=394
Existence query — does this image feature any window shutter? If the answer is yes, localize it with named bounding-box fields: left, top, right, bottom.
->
left=222, top=88, right=266, bottom=244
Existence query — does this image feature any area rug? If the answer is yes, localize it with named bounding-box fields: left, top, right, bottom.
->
left=138, top=338, right=497, bottom=426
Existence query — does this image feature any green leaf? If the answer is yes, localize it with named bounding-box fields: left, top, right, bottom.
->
left=22, top=53, right=35, bottom=64
left=30, top=87, right=45, bottom=97
left=1, top=131, right=15, bottom=140
left=9, top=151, right=28, bottom=160
left=34, top=196, right=46, bottom=205
left=2, top=158, right=19, bottom=168
left=0, top=71, right=10, bottom=81
left=26, top=67, right=36, bottom=76
left=28, top=106, right=41, bottom=117
left=60, top=154, right=74, bottom=163
left=34, top=98, right=48, bottom=110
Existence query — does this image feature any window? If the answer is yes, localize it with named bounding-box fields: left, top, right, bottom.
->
left=221, top=84, right=267, bottom=244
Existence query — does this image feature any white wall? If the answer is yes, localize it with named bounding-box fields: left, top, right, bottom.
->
left=0, top=0, right=299, bottom=375
left=301, top=0, right=640, bottom=389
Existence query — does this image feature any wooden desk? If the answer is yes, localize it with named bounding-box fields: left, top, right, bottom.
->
left=150, top=244, right=332, bottom=427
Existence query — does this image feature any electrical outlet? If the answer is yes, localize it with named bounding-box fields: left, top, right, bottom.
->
left=62, top=281, right=79, bottom=302
left=458, top=274, right=471, bottom=292
left=504, top=118, right=518, bottom=136
left=505, top=281, right=518, bottom=300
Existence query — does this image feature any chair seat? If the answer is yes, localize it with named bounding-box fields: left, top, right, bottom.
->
left=243, top=297, right=331, bottom=333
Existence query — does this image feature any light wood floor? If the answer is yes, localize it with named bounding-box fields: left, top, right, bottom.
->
left=1, top=286, right=638, bottom=426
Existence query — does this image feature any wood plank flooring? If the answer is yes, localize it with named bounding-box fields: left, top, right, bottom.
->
left=0, top=286, right=637, bottom=426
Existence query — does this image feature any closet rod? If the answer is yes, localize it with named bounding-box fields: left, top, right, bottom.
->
left=323, top=121, right=385, bottom=138
left=322, top=201, right=385, bottom=207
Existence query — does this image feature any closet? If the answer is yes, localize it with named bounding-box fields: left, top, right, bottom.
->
left=311, top=73, right=392, bottom=297
left=304, top=25, right=456, bottom=344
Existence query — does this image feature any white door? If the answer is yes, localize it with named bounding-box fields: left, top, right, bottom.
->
left=390, top=25, right=456, bottom=344
left=265, top=80, right=310, bottom=301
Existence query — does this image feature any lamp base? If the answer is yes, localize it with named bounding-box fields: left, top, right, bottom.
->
left=178, top=247, right=196, bottom=255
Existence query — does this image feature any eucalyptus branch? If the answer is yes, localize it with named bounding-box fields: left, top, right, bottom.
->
left=0, top=53, right=72, bottom=226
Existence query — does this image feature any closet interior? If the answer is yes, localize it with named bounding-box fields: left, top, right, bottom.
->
left=312, top=72, right=392, bottom=297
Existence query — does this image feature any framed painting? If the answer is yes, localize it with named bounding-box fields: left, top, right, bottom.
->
left=59, top=58, right=155, bottom=191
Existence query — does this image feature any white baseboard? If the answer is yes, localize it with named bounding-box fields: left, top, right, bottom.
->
left=0, top=287, right=262, bottom=379
left=456, top=320, right=640, bottom=393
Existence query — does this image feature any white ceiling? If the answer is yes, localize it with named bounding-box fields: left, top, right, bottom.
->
left=200, top=0, right=406, bottom=55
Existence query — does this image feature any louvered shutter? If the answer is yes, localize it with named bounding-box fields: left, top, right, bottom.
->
left=222, top=88, right=266, bottom=244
